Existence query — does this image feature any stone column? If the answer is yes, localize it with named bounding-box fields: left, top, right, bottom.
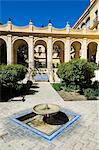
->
left=47, top=36, right=53, bottom=82
left=28, top=36, right=34, bottom=69
left=28, top=36, right=34, bottom=81
left=64, top=37, right=71, bottom=62
left=7, top=34, right=13, bottom=64
left=81, top=38, right=87, bottom=60
left=96, top=44, right=99, bottom=65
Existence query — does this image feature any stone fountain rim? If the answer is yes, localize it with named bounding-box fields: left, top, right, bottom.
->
left=32, top=103, right=60, bottom=115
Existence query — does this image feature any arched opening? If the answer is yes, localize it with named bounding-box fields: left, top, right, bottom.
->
left=87, top=42, right=98, bottom=63
left=86, top=17, right=90, bottom=29
left=34, top=40, right=47, bottom=68
left=81, top=22, right=85, bottom=29
left=70, top=41, right=81, bottom=59
left=53, top=41, right=64, bottom=68
left=0, top=38, right=7, bottom=65
left=13, top=39, right=28, bottom=67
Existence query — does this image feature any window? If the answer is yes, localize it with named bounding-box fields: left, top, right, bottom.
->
left=86, top=17, right=90, bottom=29
left=94, top=10, right=98, bottom=23
left=95, top=10, right=98, bottom=17
left=95, top=25, right=98, bottom=30
left=81, top=23, right=85, bottom=29
left=38, top=47, right=42, bottom=55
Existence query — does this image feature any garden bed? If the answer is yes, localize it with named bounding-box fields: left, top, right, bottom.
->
left=58, top=90, right=86, bottom=101
left=58, top=90, right=99, bottom=101
left=53, top=59, right=99, bottom=101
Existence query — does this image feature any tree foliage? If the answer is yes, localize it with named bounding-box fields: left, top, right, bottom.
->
left=57, top=59, right=97, bottom=90
left=0, top=64, right=27, bottom=88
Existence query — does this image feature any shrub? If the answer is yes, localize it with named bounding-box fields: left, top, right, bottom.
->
left=64, top=83, right=80, bottom=92
left=84, top=88, right=96, bottom=100
left=94, top=89, right=99, bottom=97
left=57, top=59, right=97, bottom=91
left=0, top=64, right=27, bottom=101
left=15, top=81, right=32, bottom=95
left=52, top=83, right=61, bottom=91
left=0, top=64, right=27, bottom=88
left=27, top=80, right=33, bottom=89
left=92, top=81, right=99, bottom=90
left=91, top=81, right=99, bottom=97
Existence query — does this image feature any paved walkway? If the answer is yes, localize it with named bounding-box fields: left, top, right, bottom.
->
left=0, top=83, right=99, bottom=150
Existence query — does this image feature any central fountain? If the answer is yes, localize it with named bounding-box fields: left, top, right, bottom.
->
left=33, top=104, right=69, bottom=125
left=33, top=104, right=60, bottom=115
left=11, top=103, right=80, bottom=141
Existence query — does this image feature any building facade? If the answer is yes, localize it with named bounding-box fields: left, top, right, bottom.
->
left=73, top=0, right=99, bottom=30
left=0, top=0, right=99, bottom=82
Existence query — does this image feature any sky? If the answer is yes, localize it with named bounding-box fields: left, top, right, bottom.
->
left=0, top=0, right=90, bottom=28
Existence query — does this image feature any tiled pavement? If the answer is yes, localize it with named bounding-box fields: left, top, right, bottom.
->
left=0, top=82, right=99, bottom=150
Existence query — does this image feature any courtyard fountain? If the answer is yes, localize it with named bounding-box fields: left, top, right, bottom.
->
left=11, top=103, right=80, bottom=141
left=33, top=104, right=69, bottom=125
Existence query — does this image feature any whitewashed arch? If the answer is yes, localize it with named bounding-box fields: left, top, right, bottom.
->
left=0, top=37, right=7, bottom=44
left=53, top=39, right=65, bottom=63
left=12, top=38, right=29, bottom=64
left=12, top=37, right=29, bottom=45
left=34, top=38, right=47, bottom=45
left=53, top=39, right=65, bottom=45
left=87, top=40, right=99, bottom=46
left=0, top=37, right=7, bottom=64
left=70, top=39, right=82, bottom=45
left=87, top=41, right=98, bottom=63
